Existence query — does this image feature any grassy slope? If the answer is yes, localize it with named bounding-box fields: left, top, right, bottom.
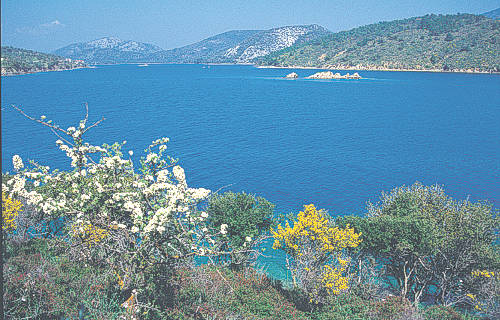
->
left=258, top=14, right=500, bottom=72
left=1, top=46, right=86, bottom=75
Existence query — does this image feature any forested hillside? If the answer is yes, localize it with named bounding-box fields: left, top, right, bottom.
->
left=258, top=14, right=500, bottom=72
left=1, top=46, right=86, bottom=75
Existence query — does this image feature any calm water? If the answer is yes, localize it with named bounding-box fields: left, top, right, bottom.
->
left=2, top=65, right=500, bottom=276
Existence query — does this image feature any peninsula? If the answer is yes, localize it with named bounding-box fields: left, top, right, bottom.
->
left=1, top=46, right=87, bottom=76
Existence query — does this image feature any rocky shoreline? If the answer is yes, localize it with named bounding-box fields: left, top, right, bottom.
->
left=1, top=66, right=89, bottom=76
left=259, top=64, right=499, bottom=74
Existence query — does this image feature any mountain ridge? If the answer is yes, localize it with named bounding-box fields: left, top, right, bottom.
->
left=152, top=30, right=263, bottom=63
left=53, top=37, right=164, bottom=64
left=52, top=25, right=331, bottom=64
left=482, top=8, right=500, bottom=19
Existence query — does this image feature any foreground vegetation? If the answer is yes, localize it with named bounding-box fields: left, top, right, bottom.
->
left=1, top=46, right=86, bottom=76
left=2, top=105, right=499, bottom=319
left=258, top=14, right=500, bottom=73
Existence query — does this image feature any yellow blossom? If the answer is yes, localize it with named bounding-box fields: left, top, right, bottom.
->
left=272, top=204, right=362, bottom=297
left=2, top=192, right=23, bottom=232
left=72, top=221, right=108, bottom=247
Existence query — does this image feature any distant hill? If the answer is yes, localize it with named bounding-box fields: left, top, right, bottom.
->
left=52, top=37, right=164, bottom=64
left=53, top=25, right=331, bottom=64
left=1, top=46, right=86, bottom=76
left=156, top=25, right=331, bottom=63
left=258, top=14, right=500, bottom=73
left=482, top=8, right=500, bottom=20
left=153, top=30, right=262, bottom=63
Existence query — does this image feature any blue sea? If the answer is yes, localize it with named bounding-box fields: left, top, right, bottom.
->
left=2, top=65, right=500, bottom=276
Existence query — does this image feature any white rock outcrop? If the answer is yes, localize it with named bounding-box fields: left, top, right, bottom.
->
left=306, top=71, right=335, bottom=79
left=285, top=72, right=299, bottom=78
left=306, top=71, right=362, bottom=79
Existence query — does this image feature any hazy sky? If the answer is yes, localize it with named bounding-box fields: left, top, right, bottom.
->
left=2, top=0, right=499, bottom=52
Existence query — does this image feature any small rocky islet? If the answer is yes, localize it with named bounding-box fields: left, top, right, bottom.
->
left=285, top=71, right=362, bottom=79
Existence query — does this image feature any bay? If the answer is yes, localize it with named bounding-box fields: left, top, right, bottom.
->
left=2, top=65, right=500, bottom=277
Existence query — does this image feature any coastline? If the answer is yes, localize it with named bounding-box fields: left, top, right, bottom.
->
left=256, top=64, right=500, bottom=75
left=1, top=66, right=91, bottom=77
left=3, top=63, right=499, bottom=75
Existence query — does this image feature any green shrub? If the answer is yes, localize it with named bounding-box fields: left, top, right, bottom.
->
left=368, top=296, right=421, bottom=320
left=338, top=183, right=499, bottom=306
left=207, top=191, right=275, bottom=269
left=3, top=239, right=123, bottom=319
left=313, top=294, right=370, bottom=320
left=169, top=265, right=310, bottom=320
left=424, top=305, right=467, bottom=320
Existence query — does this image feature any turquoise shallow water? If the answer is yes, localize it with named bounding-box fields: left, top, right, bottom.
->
left=2, top=65, right=500, bottom=278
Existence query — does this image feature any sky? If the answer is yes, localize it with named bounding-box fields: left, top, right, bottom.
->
left=2, top=0, right=499, bottom=53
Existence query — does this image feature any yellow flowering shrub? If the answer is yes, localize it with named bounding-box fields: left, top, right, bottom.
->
left=472, top=270, right=495, bottom=278
left=272, top=204, right=361, bottom=254
left=467, top=269, right=499, bottom=315
left=71, top=221, right=109, bottom=248
left=115, top=270, right=125, bottom=289
left=321, top=264, right=349, bottom=295
left=272, top=204, right=361, bottom=301
left=2, top=192, right=23, bottom=232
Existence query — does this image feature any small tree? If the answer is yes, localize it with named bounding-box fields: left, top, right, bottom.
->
left=272, top=204, right=361, bottom=303
left=207, top=191, right=275, bottom=269
left=339, top=183, right=499, bottom=306
left=3, top=105, right=220, bottom=316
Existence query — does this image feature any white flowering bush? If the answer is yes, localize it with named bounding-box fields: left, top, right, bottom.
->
left=3, top=106, right=225, bottom=309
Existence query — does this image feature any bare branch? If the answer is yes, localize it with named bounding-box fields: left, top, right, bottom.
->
left=82, top=117, right=105, bottom=135
left=84, top=102, right=89, bottom=125
left=49, top=128, right=74, bottom=147
left=11, top=105, right=69, bottom=136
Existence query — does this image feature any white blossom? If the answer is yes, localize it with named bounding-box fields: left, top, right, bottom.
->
left=157, top=226, right=166, bottom=233
left=188, top=187, right=211, bottom=200
left=173, top=165, right=186, bottom=183
left=12, top=176, right=26, bottom=193
left=146, top=153, right=157, bottom=163
left=157, top=169, right=170, bottom=182
left=12, top=155, right=24, bottom=171
left=220, top=224, right=228, bottom=235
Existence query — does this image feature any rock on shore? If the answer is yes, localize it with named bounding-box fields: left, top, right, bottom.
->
left=285, top=72, right=299, bottom=78
left=306, top=71, right=362, bottom=79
